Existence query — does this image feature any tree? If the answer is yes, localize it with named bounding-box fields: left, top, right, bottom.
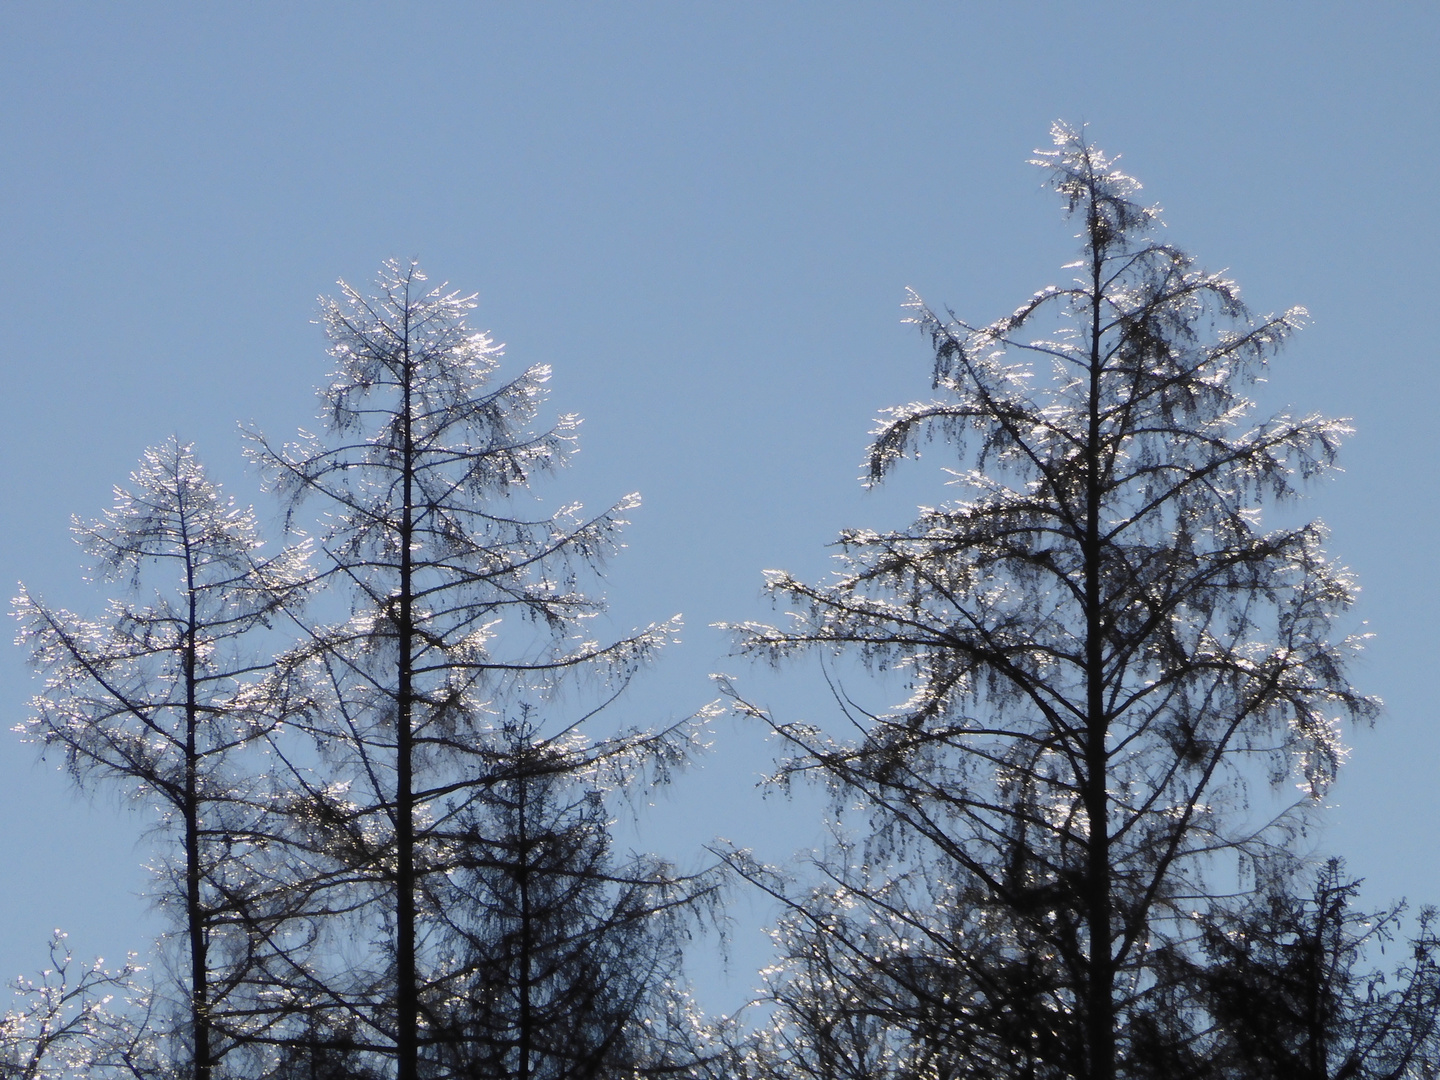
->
left=429, top=717, right=721, bottom=1080
left=728, top=123, right=1376, bottom=1080
left=246, top=261, right=709, bottom=1080
left=13, top=439, right=309, bottom=1080
left=740, top=838, right=1065, bottom=1080
left=0, top=932, right=153, bottom=1080
left=1131, top=859, right=1440, bottom=1080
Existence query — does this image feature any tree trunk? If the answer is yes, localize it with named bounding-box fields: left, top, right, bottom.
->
left=182, top=510, right=213, bottom=1080
left=1082, top=205, right=1115, bottom=1080
left=395, top=322, right=419, bottom=1080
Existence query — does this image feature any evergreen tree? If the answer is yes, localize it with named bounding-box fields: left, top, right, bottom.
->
left=429, top=718, right=720, bottom=1080
left=1131, top=860, right=1440, bottom=1080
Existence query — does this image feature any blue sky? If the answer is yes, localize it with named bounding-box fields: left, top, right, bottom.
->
left=1, top=4, right=1436, bottom=1012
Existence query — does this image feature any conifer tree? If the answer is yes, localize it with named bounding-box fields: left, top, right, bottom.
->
left=1132, top=860, right=1440, bottom=1080
left=14, top=439, right=309, bottom=1080
left=247, top=261, right=709, bottom=1080
left=730, top=124, right=1376, bottom=1080
left=429, top=718, right=721, bottom=1080
left=0, top=933, right=153, bottom=1080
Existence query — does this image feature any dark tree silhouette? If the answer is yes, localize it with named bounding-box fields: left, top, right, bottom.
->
left=1131, top=860, right=1440, bottom=1080
left=428, top=719, right=722, bottom=1080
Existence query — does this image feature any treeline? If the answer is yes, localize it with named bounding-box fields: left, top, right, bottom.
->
left=6, top=124, right=1438, bottom=1080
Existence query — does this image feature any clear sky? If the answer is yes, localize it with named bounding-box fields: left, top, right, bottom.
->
left=1, top=3, right=1436, bottom=1015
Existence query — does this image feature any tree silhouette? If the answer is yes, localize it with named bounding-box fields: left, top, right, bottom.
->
left=729, top=123, right=1375, bottom=1080
left=246, top=262, right=707, bottom=1080
left=428, top=718, right=721, bottom=1080
left=15, top=439, right=308, bottom=1080
left=1130, top=859, right=1440, bottom=1080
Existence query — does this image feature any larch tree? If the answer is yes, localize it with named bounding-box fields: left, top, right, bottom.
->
left=728, top=124, right=1376, bottom=1080
left=13, top=439, right=310, bottom=1080
left=246, top=261, right=711, bottom=1080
